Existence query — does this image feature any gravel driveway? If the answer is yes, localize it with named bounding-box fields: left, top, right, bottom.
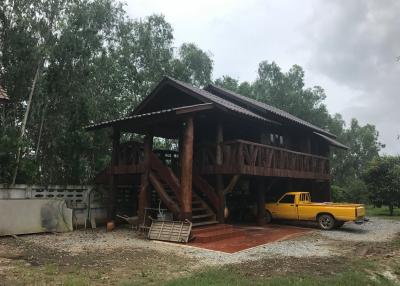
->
left=18, top=218, right=400, bottom=265
left=319, top=217, right=400, bottom=242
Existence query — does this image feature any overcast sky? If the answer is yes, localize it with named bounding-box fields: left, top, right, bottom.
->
left=125, top=0, right=400, bottom=155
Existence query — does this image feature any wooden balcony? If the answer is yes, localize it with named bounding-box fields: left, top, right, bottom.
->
left=110, top=141, right=180, bottom=175
left=198, top=139, right=330, bottom=180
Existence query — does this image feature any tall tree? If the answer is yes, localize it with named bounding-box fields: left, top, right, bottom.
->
left=0, top=1, right=214, bottom=184
left=331, top=119, right=382, bottom=186
left=364, top=156, right=400, bottom=215
left=172, top=43, right=213, bottom=87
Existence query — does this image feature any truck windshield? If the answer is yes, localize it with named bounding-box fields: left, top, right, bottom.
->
left=279, top=195, right=295, bottom=204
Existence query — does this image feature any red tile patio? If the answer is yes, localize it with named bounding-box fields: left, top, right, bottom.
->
left=189, top=224, right=313, bottom=253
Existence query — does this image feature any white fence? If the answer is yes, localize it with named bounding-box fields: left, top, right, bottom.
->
left=0, top=184, right=107, bottom=226
left=0, top=184, right=90, bottom=205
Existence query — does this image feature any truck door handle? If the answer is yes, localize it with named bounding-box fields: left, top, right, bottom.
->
left=290, top=204, right=294, bottom=206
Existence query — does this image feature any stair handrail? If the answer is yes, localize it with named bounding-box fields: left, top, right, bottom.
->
left=192, top=173, right=220, bottom=211
left=149, top=152, right=182, bottom=206
left=149, top=171, right=181, bottom=217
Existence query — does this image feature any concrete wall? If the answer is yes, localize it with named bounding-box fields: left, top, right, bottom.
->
left=0, top=199, right=73, bottom=236
left=0, top=185, right=108, bottom=228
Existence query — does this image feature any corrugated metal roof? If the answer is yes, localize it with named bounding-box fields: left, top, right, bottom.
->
left=134, top=77, right=279, bottom=125
left=87, top=77, right=345, bottom=151
left=85, top=103, right=213, bottom=130
left=314, top=132, right=349, bottom=150
left=206, top=84, right=336, bottom=138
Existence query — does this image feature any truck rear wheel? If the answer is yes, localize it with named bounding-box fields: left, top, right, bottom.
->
left=265, top=211, right=272, bottom=224
left=318, top=214, right=335, bottom=230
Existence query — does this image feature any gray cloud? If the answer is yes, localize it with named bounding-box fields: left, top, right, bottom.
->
left=125, top=0, right=400, bottom=154
left=308, top=0, right=400, bottom=154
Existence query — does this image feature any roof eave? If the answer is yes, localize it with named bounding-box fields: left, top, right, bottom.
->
left=85, top=103, right=215, bottom=131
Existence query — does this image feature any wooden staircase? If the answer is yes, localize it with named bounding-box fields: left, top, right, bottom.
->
left=149, top=152, right=217, bottom=227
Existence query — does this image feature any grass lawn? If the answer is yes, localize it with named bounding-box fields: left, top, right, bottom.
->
left=165, top=261, right=398, bottom=286
left=366, top=205, right=400, bottom=220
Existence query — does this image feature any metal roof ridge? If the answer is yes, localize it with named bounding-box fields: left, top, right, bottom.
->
left=159, top=77, right=279, bottom=124
left=206, top=83, right=336, bottom=138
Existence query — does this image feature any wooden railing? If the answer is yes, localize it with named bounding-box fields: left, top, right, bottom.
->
left=112, top=141, right=179, bottom=175
left=198, top=139, right=330, bottom=180
left=118, top=141, right=144, bottom=165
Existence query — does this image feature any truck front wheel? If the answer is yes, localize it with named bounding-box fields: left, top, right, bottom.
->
left=318, top=214, right=335, bottom=230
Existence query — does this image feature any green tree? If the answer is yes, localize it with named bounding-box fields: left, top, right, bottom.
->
left=172, top=43, right=213, bottom=87
left=331, top=119, right=382, bottom=187
left=0, top=1, right=214, bottom=184
left=364, top=156, right=400, bottom=215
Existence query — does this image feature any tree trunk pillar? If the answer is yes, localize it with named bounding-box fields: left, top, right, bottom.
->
left=216, top=120, right=225, bottom=223
left=256, top=178, right=266, bottom=225
left=138, top=133, right=153, bottom=223
left=108, top=127, right=120, bottom=221
left=180, top=117, right=194, bottom=220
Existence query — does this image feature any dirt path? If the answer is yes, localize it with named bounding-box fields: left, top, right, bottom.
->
left=0, top=218, right=399, bottom=285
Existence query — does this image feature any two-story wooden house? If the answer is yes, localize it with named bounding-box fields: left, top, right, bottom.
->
left=86, top=77, right=347, bottom=227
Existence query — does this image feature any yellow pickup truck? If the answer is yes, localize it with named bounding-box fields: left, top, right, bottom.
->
left=265, top=192, right=365, bottom=230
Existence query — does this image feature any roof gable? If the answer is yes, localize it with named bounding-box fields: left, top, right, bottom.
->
left=132, top=77, right=277, bottom=124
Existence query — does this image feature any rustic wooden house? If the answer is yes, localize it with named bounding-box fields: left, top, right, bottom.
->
left=87, top=77, right=347, bottom=227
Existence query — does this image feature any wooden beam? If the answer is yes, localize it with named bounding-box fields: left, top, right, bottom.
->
left=108, top=128, right=120, bottom=221
left=256, top=178, right=266, bottom=226
left=223, top=175, right=240, bottom=195
left=149, top=152, right=182, bottom=205
left=149, top=171, right=180, bottom=217
left=175, top=102, right=214, bottom=114
left=180, top=117, right=194, bottom=220
left=138, top=133, right=153, bottom=223
left=215, top=119, right=225, bottom=223
left=216, top=120, right=223, bottom=165
left=193, top=174, right=220, bottom=211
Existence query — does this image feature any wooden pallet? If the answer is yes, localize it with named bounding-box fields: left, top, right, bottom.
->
left=148, top=219, right=192, bottom=243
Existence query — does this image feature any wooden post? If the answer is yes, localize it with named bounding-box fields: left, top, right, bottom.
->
left=108, top=127, right=120, bottom=221
left=216, top=121, right=223, bottom=165
left=216, top=120, right=225, bottom=223
left=138, top=133, right=153, bottom=223
left=180, top=117, right=194, bottom=220
left=256, top=178, right=266, bottom=225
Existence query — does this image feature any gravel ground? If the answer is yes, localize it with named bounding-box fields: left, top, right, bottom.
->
left=319, top=217, right=400, bottom=242
left=19, top=218, right=400, bottom=265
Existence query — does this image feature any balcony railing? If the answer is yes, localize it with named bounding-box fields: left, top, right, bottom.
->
left=198, top=139, right=330, bottom=180
left=111, top=141, right=179, bottom=174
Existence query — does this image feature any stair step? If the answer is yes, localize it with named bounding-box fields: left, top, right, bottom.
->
left=192, top=207, right=207, bottom=212
left=192, top=220, right=218, bottom=227
left=192, top=214, right=214, bottom=219
left=193, top=228, right=246, bottom=243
